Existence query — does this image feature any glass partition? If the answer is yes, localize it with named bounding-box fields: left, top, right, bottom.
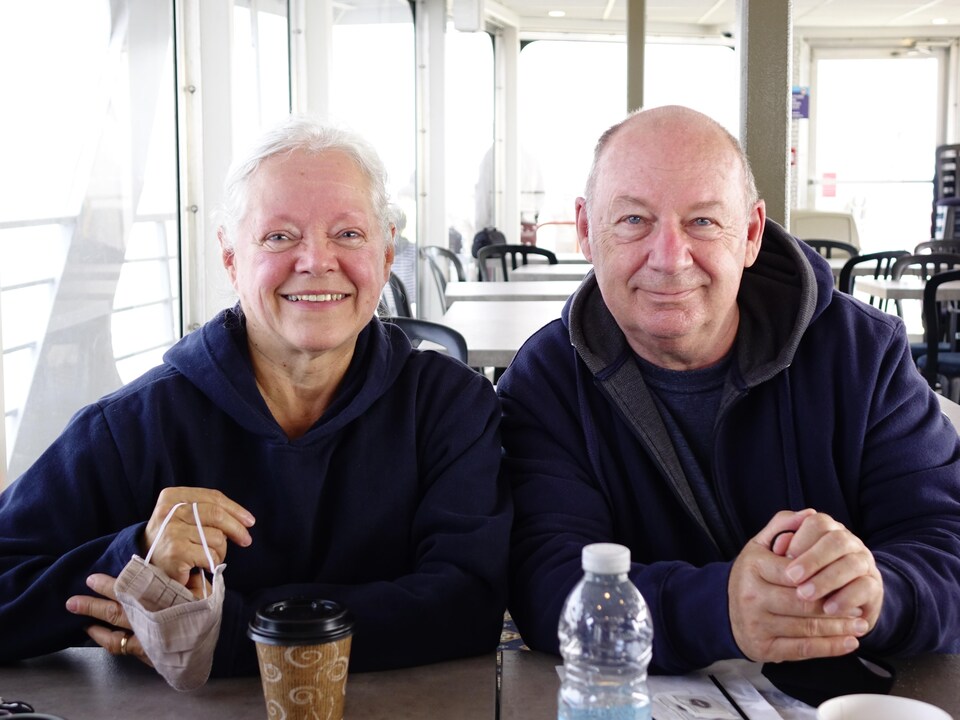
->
left=0, top=1, right=180, bottom=485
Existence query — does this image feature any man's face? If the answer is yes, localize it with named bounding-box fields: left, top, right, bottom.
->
left=577, top=116, right=764, bottom=370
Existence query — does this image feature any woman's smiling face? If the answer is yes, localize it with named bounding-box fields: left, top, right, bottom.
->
left=221, top=148, right=394, bottom=363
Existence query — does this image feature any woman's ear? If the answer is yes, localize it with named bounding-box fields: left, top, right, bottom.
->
left=218, top=227, right=237, bottom=285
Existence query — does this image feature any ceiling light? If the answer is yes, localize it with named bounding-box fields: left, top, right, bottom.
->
left=548, top=10, right=566, bottom=17
left=932, top=17, right=948, bottom=25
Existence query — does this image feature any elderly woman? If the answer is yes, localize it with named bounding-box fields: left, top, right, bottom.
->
left=0, top=117, right=510, bottom=676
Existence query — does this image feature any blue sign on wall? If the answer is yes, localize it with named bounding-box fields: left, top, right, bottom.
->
left=792, top=86, right=810, bottom=119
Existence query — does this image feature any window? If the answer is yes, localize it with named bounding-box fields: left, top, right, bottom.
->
left=447, top=30, right=495, bottom=256
left=0, top=1, right=180, bottom=485
left=809, top=51, right=940, bottom=252
left=518, top=39, right=738, bottom=251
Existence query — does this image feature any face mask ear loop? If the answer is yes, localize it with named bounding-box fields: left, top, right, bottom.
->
left=144, top=502, right=187, bottom=565
left=191, top=502, right=217, bottom=600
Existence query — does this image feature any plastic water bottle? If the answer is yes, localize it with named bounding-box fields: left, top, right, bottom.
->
left=558, top=543, right=653, bottom=720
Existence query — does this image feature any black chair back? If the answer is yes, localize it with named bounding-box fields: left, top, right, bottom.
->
left=381, top=272, right=413, bottom=317
left=801, top=239, right=859, bottom=259
left=914, top=240, right=960, bottom=255
left=837, top=251, right=909, bottom=313
left=920, top=269, right=960, bottom=390
left=384, top=317, right=468, bottom=363
left=420, top=246, right=465, bottom=309
left=892, top=253, right=960, bottom=280
left=838, top=251, right=908, bottom=294
left=476, top=244, right=558, bottom=281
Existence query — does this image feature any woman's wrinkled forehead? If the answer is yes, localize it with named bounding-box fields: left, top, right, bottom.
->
left=238, top=149, right=392, bottom=242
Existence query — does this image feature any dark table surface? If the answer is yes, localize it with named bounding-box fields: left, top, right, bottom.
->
left=0, top=647, right=495, bottom=719
left=4, top=646, right=958, bottom=719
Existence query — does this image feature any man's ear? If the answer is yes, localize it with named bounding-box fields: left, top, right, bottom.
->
left=743, top=200, right=766, bottom=268
left=575, top=197, right=594, bottom=262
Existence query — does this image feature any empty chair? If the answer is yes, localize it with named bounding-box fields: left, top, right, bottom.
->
left=802, top=239, right=859, bottom=259
left=383, top=316, right=468, bottom=363
left=380, top=272, right=413, bottom=317
left=476, top=244, right=558, bottom=281
left=790, top=209, right=860, bottom=249
left=837, top=250, right=909, bottom=312
left=420, top=245, right=466, bottom=309
left=916, top=269, right=960, bottom=399
left=891, top=253, right=960, bottom=282
left=914, top=240, right=960, bottom=255
left=892, top=253, right=960, bottom=360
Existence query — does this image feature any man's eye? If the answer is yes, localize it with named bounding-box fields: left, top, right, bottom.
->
left=693, top=217, right=713, bottom=227
left=624, top=215, right=643, bottom=225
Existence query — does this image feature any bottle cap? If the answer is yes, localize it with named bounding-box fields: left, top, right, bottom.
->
left=582, top=543, right=631, bottom=574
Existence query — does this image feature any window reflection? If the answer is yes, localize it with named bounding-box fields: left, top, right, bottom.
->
left=0, top=1, right=179, bottom=483
left=447, top=29, right=494, bottom=253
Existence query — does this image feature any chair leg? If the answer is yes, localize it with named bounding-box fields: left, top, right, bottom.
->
left=950, top=376, right=960, bottom=403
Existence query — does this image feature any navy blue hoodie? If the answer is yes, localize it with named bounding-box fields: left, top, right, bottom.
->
left=499, top=221, right=960, bottom=673
left=0, top=307, right=510, bottom=675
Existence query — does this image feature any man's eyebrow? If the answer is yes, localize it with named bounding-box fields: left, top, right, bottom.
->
left=686, top=200, right=726, bottom=213
left=608, top=194, right=650, bottom=210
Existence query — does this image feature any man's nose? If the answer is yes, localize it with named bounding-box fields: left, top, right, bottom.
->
left=646, top=223, right=693, bottom=272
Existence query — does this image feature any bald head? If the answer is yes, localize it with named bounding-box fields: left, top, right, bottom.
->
left=584, top=106, right=758, bottom=217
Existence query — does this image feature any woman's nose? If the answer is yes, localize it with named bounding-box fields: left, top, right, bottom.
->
left=295, top=236, right=339, bottom=273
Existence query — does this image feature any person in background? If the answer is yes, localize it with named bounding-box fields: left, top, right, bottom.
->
left=0, top=115, right=510, bottom=676
left=520, top=214, right=538, bottom=246
left=390, top=207, right=417, bottom=304
left=499, top=105, right=960, bottom=674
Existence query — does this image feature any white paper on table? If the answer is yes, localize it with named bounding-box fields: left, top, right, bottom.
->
left=557, top=660, right=817, bottom=720
left=555, top=661, right=818, bottom=719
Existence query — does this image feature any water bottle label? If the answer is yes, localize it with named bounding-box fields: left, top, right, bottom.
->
left=558, top=706, right=651, bottom=720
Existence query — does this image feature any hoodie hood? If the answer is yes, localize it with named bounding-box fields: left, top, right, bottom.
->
left=162, top=305, right=411, bottom=442
left=567, top=218, right=833, bottom=386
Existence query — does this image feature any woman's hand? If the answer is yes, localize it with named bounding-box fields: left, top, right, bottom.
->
left=65, top=573, right=152, bottom=666
left=142, top=487, right=256, bottom=586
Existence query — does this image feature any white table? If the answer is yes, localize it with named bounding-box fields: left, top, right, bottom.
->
left=852, top=277, right=960, bottom=301
left=444, top=280, right=581, bottom=308
left=439, top=300, right=565, bottom=367
left=513, top=252, right=585, bottom=265
left=509, top=264, right=592, bottom=281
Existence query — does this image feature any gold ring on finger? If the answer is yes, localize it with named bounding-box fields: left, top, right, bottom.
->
left=120, top=632, right=131, bottom=656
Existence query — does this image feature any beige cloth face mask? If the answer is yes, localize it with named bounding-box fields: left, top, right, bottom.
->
left=115, top=501, right=226, bottom=692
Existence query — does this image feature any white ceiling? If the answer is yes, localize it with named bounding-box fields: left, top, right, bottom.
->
left=501, top=0, right=960, bottom=35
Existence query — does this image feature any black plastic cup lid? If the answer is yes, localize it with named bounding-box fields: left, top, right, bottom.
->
left=247, top=598, right=354, bottom=646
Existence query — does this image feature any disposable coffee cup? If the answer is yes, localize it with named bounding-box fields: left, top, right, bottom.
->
left=817, top=693, right=952, bottom=720
left=247, top=598, right=355, bottom=720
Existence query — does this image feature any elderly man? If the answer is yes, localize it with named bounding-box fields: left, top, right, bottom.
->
left=499, top=105, right=960, bottom=674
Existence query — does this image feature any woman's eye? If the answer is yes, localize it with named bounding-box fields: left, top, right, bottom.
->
left=336, top=230, right=365, bottom=246
left=261, top=233, right=298, bottom=251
